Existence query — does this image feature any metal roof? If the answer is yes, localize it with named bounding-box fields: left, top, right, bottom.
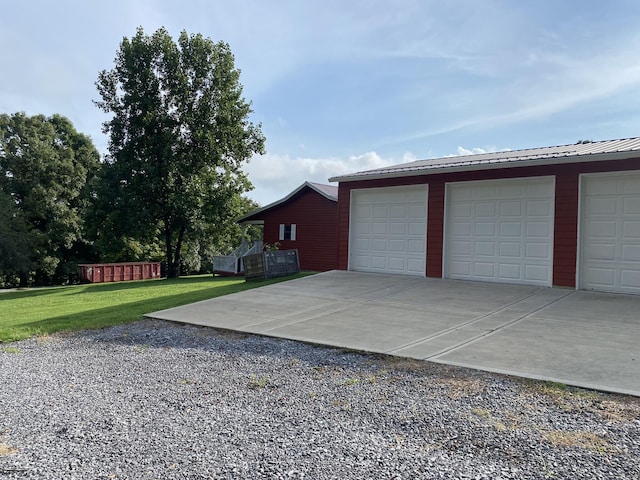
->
left=328, top=137, right=640, bottom=182
left=237, top=181, right=338, bottom=224
left=306, top=182, right=338, bottom=200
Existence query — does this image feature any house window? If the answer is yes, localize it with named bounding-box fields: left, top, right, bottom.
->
left=279, top=223, right=297, bottom=241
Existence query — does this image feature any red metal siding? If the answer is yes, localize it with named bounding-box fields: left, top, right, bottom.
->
left=553, top=173, right=579, bottom=287
left=426, top=182, right=445, bottom=278
left=336, top=157, right=640, bottom=287
left=260, top=189, right=338, bottom=271
left=336, top=185, right=351, bottom=270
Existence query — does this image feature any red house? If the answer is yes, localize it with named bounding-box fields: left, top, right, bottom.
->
left=329, top=138, right=640, bottom=295
left=238, top=181, right=338, bottom=272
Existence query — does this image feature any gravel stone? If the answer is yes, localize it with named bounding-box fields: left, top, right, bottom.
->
left=1, top=319, right=638, bottom=479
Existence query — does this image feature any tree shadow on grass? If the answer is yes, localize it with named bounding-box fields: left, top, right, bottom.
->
left=0, top=274, right=305, bottom=342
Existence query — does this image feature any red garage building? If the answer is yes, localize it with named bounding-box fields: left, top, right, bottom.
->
left=329, top=138, right=640, bottom=295
left=238, top=181, right=338, bottom=272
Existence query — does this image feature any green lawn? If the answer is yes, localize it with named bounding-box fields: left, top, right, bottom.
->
left=0, top=274, right=310, bottom=343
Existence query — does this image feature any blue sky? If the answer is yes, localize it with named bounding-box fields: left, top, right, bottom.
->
left=2, top=1, right=640, bottom=204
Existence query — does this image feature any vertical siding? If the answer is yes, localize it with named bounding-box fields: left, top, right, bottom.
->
left=553, top=173, right=579, bottom=287
left=426, top=181, right=445, bottom=278
left=261, top=189, right=338, bottom=271
left=336, top=185, right=351, bottom=270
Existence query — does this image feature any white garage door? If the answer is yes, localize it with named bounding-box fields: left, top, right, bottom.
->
left=581, top=172, right=640, bottom=294
left=350, top=186, right=427, bottom=276
left=446, top=177, right=555, bottom=286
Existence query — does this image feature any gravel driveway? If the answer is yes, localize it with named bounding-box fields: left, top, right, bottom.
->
left=1, top=320, right=638, bottom=479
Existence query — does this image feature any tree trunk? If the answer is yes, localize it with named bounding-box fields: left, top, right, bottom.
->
left=174, top=225, right=186, bottom=277
left=165, top=227, right=178, bottom=278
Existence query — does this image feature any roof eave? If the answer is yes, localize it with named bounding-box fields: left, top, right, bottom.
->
left=236, top=181, right=337, bottom=224
left=328, top=150, right=640, bottom=183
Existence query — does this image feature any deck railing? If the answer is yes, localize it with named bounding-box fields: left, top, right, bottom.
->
left=212, top=241, right=264, bottom=274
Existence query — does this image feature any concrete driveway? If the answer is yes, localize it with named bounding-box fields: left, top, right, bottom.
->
left=147, top=270, right=640, bottom=396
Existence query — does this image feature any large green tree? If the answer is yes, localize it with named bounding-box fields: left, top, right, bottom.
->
left=95, top=27, right=265, bottom=278
left=0, top=112, right=100, bottom=286
left=0, top=192, right=34, bottom=284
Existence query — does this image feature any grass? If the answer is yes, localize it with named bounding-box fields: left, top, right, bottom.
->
left=0, top=441, right=17, bottom=456
left=0, top=273, right=311, bottom=343
left=542, top=430, right=617, bottom=453
left=248, top=374, right=270, bottom=389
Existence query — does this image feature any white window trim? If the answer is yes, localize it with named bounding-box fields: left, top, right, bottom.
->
left=279, top=223, right=297, bottom=241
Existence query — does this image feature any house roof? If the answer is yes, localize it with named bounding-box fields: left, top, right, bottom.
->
left=237, top=181, right=338, bottom=224
left=328, top=137, right=640, bottom=183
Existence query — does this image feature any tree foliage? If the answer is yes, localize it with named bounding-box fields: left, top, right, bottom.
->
left=95, top=27, right=265, bottom=278
left=0, top=192, right=34, bottom=283
left=0, top=112, right=100, bottom=286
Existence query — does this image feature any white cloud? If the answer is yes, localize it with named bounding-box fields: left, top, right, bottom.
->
left=456, top=146, right=488, bottom=156
left=244, top=151, right=402, bottom=205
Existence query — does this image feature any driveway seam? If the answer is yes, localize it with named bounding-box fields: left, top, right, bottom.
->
left=384, top=288, right=548, bottom=355
left=424, top=289, right=575, bottom=360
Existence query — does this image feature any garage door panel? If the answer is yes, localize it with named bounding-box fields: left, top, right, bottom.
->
left=624, top=197, right=640, bottom=214
left=450, top=241, right=471, bottom=255
left=527, top=181, right=554, bottom=196
left=390, top=205, right=407, bottom=218
left=499, top=242, right=520, bottom=257
left=451, top=222, right=472, bottom=236
left=622, top=270, right=640, bottom=288
left=450, top=261, right=471, bottom=275
left=407, top=259, right=425, bottom=274
left=410, top=205, right=427, bottom=217
left=474, top=263, right=495, bottom=277
left=387, top=257, right=405, bottom=271
left=370, top=256, right=387, bottom=269
left=586, top=221, right=617, bottom=238
left=446, top=177, right=554, bottom=286
left=408, top=222, right=426, bottom=235
left=527, top=222, right=550, bottom=237
left=500, top=222, right=521, bottom=237
left=581, top=172, right=640, bottom=294
left=587, top=197, right=617, bottom=215
left=353, top=238, right=370, bottom=250
left=476, top=186, right=498, bottom=199
left=525, top=242, right=549, bottom=258
left=500, top=201, right=522, bottom=216
left=389, top=223, right=406, bottom=235
left=527, top=200, right=552, bottom=216
left=477, top=241, right=496, bottom=256
left=622, top=245, right=640, bottom=261
left=452, top=203, right=473, bottom=217
left=475, top=223, right=495, bottom=236
left=350, top=186, right=427, bottom=276
left=353, top=222, right=371, bottom=235
left=623, top=221, right=640, bottom=237
left=525, top=265, right=549, bottom=282
left=500, top=184, right=524, bottom=197
left=499, top=264, right=521, bottom=279
left=372, top=206, right=388, bottom=218
left=372, top=222, right=387, bottom=234
left=388, top=239, right=405, bottom=252
left=371, top=238, right=387, bottom=251
left=476, top=203, right=496, bottom=217
left=407, top=239, right=425, bottom=253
